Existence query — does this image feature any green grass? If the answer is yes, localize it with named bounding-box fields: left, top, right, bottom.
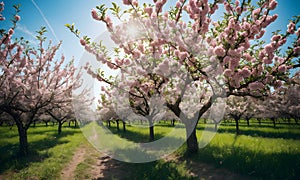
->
left=107, top=121, right=300, bottom=179
left=1, top=121, right=300, bottom=179
left=0, top=124, right=86, bottom=180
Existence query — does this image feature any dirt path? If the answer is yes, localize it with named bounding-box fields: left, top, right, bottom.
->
left=60, top=146, right=86, bottom=180
left=89, top=155, right=127, bottom=179
left=62, top=147, right=251, bottom=180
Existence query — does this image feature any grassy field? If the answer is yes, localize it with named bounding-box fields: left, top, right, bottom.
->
left=0, top=124, right=86, bottom=180
left=108, top=120, right=300, bottom=179
left=0, top=120, right=300, bottom=179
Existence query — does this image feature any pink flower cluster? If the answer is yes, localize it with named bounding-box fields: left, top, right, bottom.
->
left=122, top=0, right=131, bottom=5
left=0, top=1, right=4, bottom=21
left=91, top=8, right=101, bottom=21
left=185, top=0, right=211, bottom=35
left=155, top=0, right=167, bottom=13
left=268, top=0, right=278, bottom=10
left=287, top=21, right=295, bottom=34
left=104, top=16, right=113, bottom=29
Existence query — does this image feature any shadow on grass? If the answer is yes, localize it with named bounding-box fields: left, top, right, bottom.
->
left=216, top=126, right=300, bottom=140
left=97, top=158, right=194, bottom=180
left=195, top=123, right=300, bottom=140
left=0, top=129, right=79, bottom=174
left=107, top=125, right=176, bottom=143
left=180, top=142, right=300, bottom=180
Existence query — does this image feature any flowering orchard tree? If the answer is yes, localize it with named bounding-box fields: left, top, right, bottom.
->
left=0, top=4, right=77, bottom=155
left=226, top=96, right=245, bottom=134
left=46, top=89, right=75, bottom=134
left=260, top=82, right=300, bottom=125
left=68, top=0, right=300, bottom=154
left=225, top=95, right=257, bottom=128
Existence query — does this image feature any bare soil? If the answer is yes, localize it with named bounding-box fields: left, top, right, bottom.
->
left=61, top=147, right=252, bottom=180
left=60, top=146, right=87, bottom=180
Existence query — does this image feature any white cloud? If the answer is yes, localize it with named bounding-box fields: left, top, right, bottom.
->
left=16, top=24, right=36, bottom=39
left=15, top=24, right=39, bottom=45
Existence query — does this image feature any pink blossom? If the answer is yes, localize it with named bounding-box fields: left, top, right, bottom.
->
left=249, top=82, right=264, bottom=91
left=104, top=16, right=113, bottom=29
left=242, top=22, right=251, bottom=30
left=123, top=0, right=131, bottom=5
left=274, top=80, right=282, bottom=89
left=179, top=52, right=188, bottom=61
left=252, top=8, right=260, bottom=19
left=80, top=38, right=86, bottom=46
left=223, top=56, right=231, bottom=64
left=14, top=15, right=20, bottom=21
left=287, top=21, right=295, bottom=34
left=294, top=46, right=300, bottom=54
left=243, top=53, right=252, bottom=62
left=8, top=28, right=14, bottom=35
left=264, top=75, right=274, bottom=84
left=229, top=58, right=239, bottom=70
left=91, top=9, right=101, bottom=20
left=264, top=43, right=274, bottom=54
left=263, top=57, right=272, bottom=64
left=256, top=29, right=265, bottom=39
left=236, top=6, right=242, bottom=15
left=296, top=27, right=300, bottom=36
left=278, top=38, right=287, bottom=46
left=235, top=0, right=240, bottom=7
left=174, top=49, right=180, bottom=57
left=271, top=34, right=281, bottom=41
left=144, top=7, right=153, bottom=16
left=155, top=1, right=163, bottom=13
left=214, top=45, right=225, bottom=57
left=278, top=65, right=286, bottom=73
left=132, top=0, right=138, bottom=6
left=224, top=2, right=232, bottom=13
left=224, top=69, right=232, bottom=77
left=123, top=58, right=131, bottom=65
left=270, top=14, right=278, bottom=22
left=268, top=0, right=277, bottom=10
left=239, top=67, right=251, bottom=78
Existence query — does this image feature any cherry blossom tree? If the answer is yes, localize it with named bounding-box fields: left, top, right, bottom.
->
left=262, top=82, right=300, bottom=126
left=46, top=93, right=75, bottom=134
left=226, top=96, right=247, bottom=134
left=0, top=4, right=77, bottom=155
left=68, top=0, right=300, bottom=154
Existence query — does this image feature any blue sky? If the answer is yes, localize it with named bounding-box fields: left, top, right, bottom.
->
left=1, top=0, right=300, bottom=65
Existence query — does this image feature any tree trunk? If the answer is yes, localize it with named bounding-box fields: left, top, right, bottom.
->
left=68, top=121, right=71, bottom=127
left=74, top=120, right=78, bottom=127
left=107, top=121, right=111, bottom=127
left=235, top=118, right=239, bottom=135
left=271, top=118, right=276, bottom=127
left=186, top=126, right=198, bottom=154
left=257, top=118, right=261, bottom=126
left=58, top=121, right=63, bottom=134
left=295, top=118, right=299, bottom=125
left=171, top=119, right=175, bottom=126
left=45, top=121, right=48, bottom=126
left=214, top=122, right=218, bottom=131
left=149, top=126, right=154, bottom=141
left=122, top=121, right=126, bottom=132
left=246, top=118, right=250, bottom=127
left=116, top=120, right=120, bottom=131
left=17, top=124, right=29, bottom=155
